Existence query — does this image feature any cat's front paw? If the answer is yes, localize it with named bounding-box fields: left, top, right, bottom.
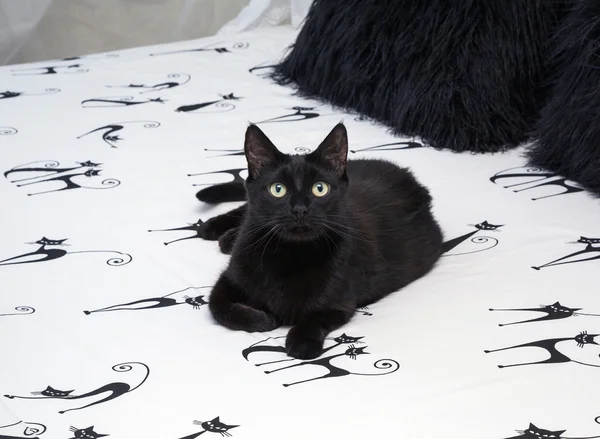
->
left=218, top=227, right=238, bottom=254
left=285, top=326, right=324, bottom=360
left=197, top=218, right=221, bottom=241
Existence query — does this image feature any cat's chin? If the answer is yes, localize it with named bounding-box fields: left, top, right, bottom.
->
left=282, top=226, right=320, bottom=242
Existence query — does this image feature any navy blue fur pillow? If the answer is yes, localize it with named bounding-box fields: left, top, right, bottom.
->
left=272, top=0, right=564, bottom=153
left=527, top=0, right=600, bottom=196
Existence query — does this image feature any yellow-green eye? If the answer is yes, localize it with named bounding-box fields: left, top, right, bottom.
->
left=311, top=181, right=330, bottom=197
left=269, top=182, right=287, bottom=197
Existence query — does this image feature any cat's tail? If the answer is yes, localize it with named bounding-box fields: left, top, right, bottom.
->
left=196, top=182, right=246, bottom=204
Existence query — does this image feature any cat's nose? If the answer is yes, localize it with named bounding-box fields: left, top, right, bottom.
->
left=292, top=205, right=308, bottom=220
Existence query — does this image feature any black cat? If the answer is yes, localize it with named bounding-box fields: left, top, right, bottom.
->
left=242, top=333, right=365, bottom=367
left=175, top=93, right=240, bottom=113
left=0, top=126, right=17, bottom=135
left=0, top=89, right=60, bottom=100
left=349, top=140, right=423, bottom=154
left=489, top=301, right=600, bottom=326
left=11, top=64, right=88, bottom=75
left=485, top=331, right=600, bottom=368
left=81, top=96, right=165, bottom=108
left=532, top=237, right=600, bottom=270
left=442, top=221, right=503, bottom=256
left=505, top=420, right=600, bottom=439
left=0, top=306, right=35, bottom=317
left=0, top=420, right=47, bottom=438
left=77, top=121, right=160, bottom=148
left=107, top=73, right=190, bottom=93
left=84, top=286, right=209, bottom=314
left=196, top=123, right=443, bottom=359
left=4, top=362, right=149, bottom=414
left=0, top=237, right=132, bottom=267
left=253, top=106, right=320, bottom=124
left=178, top=417, right=239, bottom=438
left=150, top=41, right=248, bottom=56
left=263, top=344, right=400, bottom=387
left=68, top=426, right=108, bottom=439
left=490, top=166, right=585, bottom=200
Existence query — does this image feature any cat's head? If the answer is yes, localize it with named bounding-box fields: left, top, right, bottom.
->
left=474, top=221, right=503, bottom=231
left=71, top=426, right=108, bottom=439
left=78, top=161, right=101, bottom=167
left=575, top=331, right=599, bottom=348
left=548, top=302, right=580, bottom=313
left=334, top=333, right=364, bottom=344
left=35, top=237, right=68, bottom=246
left=243, top=123, right=349, bottom=242
left=36, top=385, right=73, bottom=397
left=577, top=236, right=600, bottom=245
left=84, top=169, right=101, bottom=177
left=518, top=423, right=565, bottom=438
left=197, top=417, right=238, bottom=436
left=344, top=344, right=369, bottom=359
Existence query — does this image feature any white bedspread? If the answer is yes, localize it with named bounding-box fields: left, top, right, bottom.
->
left=1, top=25, right=599, bottom=439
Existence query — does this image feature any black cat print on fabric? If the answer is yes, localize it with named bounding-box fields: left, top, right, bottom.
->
left=252, top=106, right=321, bottom=124
left=243, top=334, right=399, bottom=387
left=84, top=286, right=210, bottom=315
left=0, top=306, right=35, bottom=317
left=0, top=126, right=17, bottom=135
left=150, top=41, right=248, bottom=56
left=188, top=168, right=247, bottom=187
left=0, top=89, right=60, bottom=100
left=148, top=220, right=207, bottom=246
left=81, top=96, right=166, bottom=108
left=442, top=221, right=503, bottom=256
left=175, top=93, right=241, bottom=113
left=61, top=53, right=119, bottom=61
left=505, top=417, right=600, bottom=439
left=4, top=160, right=120, bottom=196
left=0, top=237, right=132, bottom=267
left=490, top=302, right=600, bottom=326
left=490, top=166, right=585, bottom=200
left=68, top=425, right=108, bottom=439
left=107, top=73, right=190, bottom=93
left=4, top=362, right=150, bottom=414
left=178, top=417, right=239, bottom=439
left=0, top=420, right=47, bottom=438
left=249, top=63, right=277, bottom=77
left=11, top=64, right=88, bottom=75
left=485, top=331, right=600, bottom=369
left=203, top=146, right=311, bottom=158
left=349, top=140, right=424, bottom=154
left=532, top=237, right=600, bottom=270
left=77, top=120, right=161, bottom=148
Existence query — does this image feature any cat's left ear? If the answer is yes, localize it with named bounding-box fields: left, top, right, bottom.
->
left=244, top=124, right=282, bottom=179
left=312, top=123, right=348, bottom=177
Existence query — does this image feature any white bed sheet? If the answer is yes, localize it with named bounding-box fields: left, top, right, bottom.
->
left=1, top=25, right=600, bottom=439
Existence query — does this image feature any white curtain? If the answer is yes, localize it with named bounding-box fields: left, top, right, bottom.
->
left=216, top=0, right=313, bottom=36
left=0, top=0, right=311, bottom=66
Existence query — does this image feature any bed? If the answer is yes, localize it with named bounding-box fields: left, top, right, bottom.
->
left=1, top=24, right=600, bottom=439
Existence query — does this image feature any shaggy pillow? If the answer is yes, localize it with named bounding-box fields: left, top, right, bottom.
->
left=527, top=0, right=600, bottom=196
left=272, top=0, right=564, bottom=153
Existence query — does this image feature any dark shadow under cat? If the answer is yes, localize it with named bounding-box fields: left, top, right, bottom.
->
left=193, top=123, right=443, bottom=359
left=4, top=362, right=149, bottom=414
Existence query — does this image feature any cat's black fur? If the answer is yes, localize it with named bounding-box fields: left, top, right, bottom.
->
left=196, top=123, right=443, bottom=359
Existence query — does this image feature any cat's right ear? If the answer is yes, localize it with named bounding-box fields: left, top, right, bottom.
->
left=244, top=124, right=281, bottom=179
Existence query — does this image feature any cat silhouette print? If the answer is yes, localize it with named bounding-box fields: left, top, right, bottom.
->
left=4, top=362, right=149, bottom=414
left=532, top=237, right=600, bottom=270
left=489, top=301, right=600, bottom=326
left=0, top=237, right=132, bottom=267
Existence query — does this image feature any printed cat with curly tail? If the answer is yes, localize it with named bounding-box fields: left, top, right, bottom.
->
left=194, top=123, right=443, bottom=360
